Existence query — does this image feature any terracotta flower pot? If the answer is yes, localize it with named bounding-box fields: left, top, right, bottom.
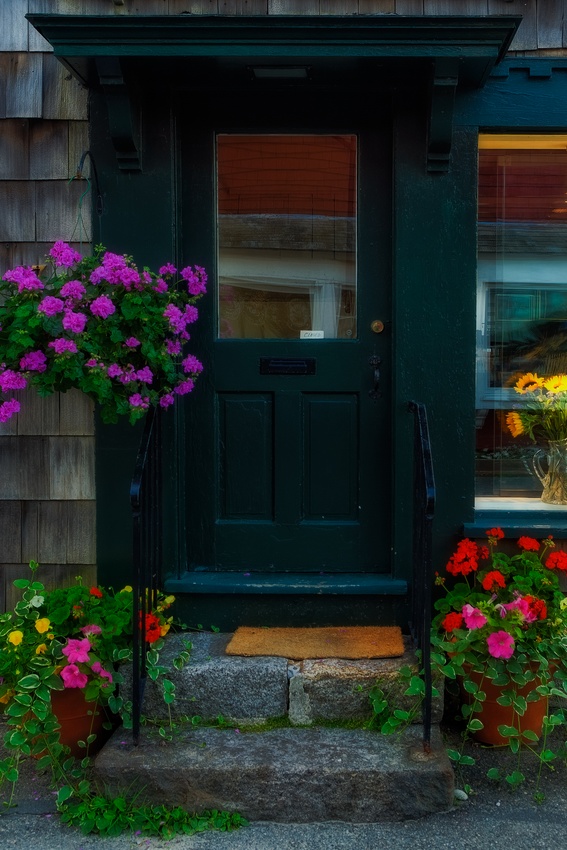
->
left=460, top=665, right=549, bottom=746
left=50, top=688, right=117, bottom=758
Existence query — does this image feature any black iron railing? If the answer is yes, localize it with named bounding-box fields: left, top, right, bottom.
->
left=408, top=401, right=436, bottom=751
left=130, top=405, right=162, bottom=745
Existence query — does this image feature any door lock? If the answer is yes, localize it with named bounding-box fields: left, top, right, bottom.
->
left=370, top=320, right=385, bottom=334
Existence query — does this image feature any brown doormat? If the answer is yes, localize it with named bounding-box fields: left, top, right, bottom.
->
left=225, top=626, right=405, bottom=660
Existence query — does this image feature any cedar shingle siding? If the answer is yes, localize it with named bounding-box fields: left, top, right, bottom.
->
left=1, top=0, right=566, bottom=609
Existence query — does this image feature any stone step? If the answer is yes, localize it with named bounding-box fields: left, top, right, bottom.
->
left=94, top=725, right=455, bottom=822
left=129, top=631, right=443, bottom=725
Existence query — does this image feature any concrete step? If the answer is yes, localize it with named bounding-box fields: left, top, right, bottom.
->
left=94, top=725, right=454, bottom=822
left=128, top=631, right=444, bottom=725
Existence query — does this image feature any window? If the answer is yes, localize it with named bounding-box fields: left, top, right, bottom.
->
left=476, top=135, right=567, bottom=508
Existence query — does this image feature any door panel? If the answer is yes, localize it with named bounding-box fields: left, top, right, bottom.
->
left=182, top=111, right=391, bottom=576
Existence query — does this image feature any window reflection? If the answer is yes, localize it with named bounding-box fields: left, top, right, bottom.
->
left=476, top=137, right=567, bottom=499
left=217, top=135, right=357, bottom=339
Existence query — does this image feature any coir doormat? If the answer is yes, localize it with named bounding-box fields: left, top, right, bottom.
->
left=225, top=626, right=405, bottom=660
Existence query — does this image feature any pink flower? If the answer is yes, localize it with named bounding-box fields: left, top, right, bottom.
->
left=153, top=279, right=168, bottom=293
left=90, top=295, right=116, bottom=319
left=184, top=305, right=199, bottom=324
left=0, top=399, right=20, bottom=423
left=48, top=338, right=77, bottom=354
left=80, top=624, right=102, bottom=635
left=60, top=664, right=88, bottom=689
left=37, top=296, right=65, bottom=317
left=164, top=304, right=184, bottom=333
left=487, top=630, right=515, bottom=660
left=20, top=351, right=47, bottom=373
left=135, top=366, right=153, bottom=384
left=62, top=310, right=87, bottom=333
left=3, top=266, right=44, bottom=292
left=159, top=393, right=175, bottom=408
left=50, top=241, right=81, bottom=268
left=159, top=263, right=177, bottom=276
left=462, top=603, right=488, bottom=630
left=182, top=354, right=203, bottom=375
left=60, top=280, right=86, bottom=299
left=174, top=379, right=194, bottom=396
left=124, top=337, right=140, bottom=348
left=0, top=369, right=27, bottom=392
left=107, top=364, right=123, bottom=378
left=91, top=661, right=113, bottom=683
left=181, top=265, right=208, bottom=296
left=129, top=393, right=149, bottom=408
left=166, top=339, right=181, bottom=355
left=62, top=637, right=91, bottom=664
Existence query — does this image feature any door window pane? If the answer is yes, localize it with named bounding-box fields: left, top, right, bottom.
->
left=476, top=135, right=567, bottom=500
left=217, top=135, right=357, bottom=339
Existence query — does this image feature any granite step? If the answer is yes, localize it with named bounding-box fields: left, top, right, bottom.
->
left=96, top=630, right=454, bottom=822
left=127, top=631, right=444, bottom=726
left=94, top=725, right=454, bottom=823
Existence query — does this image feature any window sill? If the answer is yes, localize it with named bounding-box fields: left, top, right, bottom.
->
left=465, top=497, right=567, bottom=537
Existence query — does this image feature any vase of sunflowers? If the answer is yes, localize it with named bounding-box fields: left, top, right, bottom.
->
left=506, top=373, right=567, bottom=504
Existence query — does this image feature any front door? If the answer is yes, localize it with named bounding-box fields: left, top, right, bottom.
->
left=181, top=100, right=391, bottom=577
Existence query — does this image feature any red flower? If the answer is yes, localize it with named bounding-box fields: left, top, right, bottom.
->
left=546, top=550, right=567, bottom=572
left=446, top=538, right=480, bottom=576
left=517, top=536, right=540, bottom=552
left=524, top=595, right=547, bottom=620
left=89, top=586, right=103, bottom=598
left=479, top=546, right=489, bottom=560
left=486, top=527, right=505, bottom=540
left=145, top=613, right=161, bottom=643
left=441, top=612, right=464, bottom=632
left=481, top=570, right=506, bottom=592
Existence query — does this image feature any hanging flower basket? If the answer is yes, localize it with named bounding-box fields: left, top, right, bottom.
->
left=0, top=241, right=207, bottom=425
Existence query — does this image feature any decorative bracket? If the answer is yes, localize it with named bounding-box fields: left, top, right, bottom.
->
left=96, top=57, right=141, bottom=172
left=427, top=59, right=459, bottom=174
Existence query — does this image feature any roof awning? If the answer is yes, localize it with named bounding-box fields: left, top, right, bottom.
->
left=27, top=14, right=521, bottom=173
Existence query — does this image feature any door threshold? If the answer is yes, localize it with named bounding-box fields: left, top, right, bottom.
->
left=165, top=571, right=407, bottom=596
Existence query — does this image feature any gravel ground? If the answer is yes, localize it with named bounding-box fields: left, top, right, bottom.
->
left=1, top=715, right=567, bottom=850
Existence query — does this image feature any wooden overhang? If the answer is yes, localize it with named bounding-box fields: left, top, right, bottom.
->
left=27, top=14, right=521, bottom=173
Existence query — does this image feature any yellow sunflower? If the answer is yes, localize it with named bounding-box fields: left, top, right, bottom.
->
left=543, top=375, right=567, bottom=394
left=514, top=372, right=545, bottom=394
left=506, top=411, right=525, bottom=437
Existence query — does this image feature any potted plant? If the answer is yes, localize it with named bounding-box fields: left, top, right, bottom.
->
left=506, top=372, right=567, bottom=504
left=431, top=528, right=567, bottom=794
left=0, top=241, right=206, bottom=425
left=0, top=561, right=186, bottom=799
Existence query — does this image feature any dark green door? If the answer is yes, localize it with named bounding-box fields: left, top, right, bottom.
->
left=182, top=103, right=391, bottom=575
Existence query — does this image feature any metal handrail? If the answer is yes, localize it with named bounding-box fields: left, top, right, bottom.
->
left=130, top=405, right=161, bottom=745
left=408, top=401, right=436, bottom=751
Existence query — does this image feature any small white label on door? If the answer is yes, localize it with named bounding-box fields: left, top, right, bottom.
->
left=300, top=330, right=324, bottom=339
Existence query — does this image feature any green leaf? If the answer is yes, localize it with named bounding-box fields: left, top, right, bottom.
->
left=487, top=767, right=501, bottom=781
left=498, top=725, right=519, bottom=738
left=17, top=674, right=40, bottom=690
left=458, top=755, right=476, bottom=766
left=56, top=786, right=74, bottom=805
left=467, top=719, right=484, bottom=732
left=505, top=770, right=525, bottom=787
left=13, top=579, right=30, bottom=589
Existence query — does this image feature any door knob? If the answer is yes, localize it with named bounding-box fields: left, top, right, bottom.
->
left=370, top=320, right=385, bottom=334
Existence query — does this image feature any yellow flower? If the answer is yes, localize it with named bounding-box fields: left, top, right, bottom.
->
left=160, top=623, right=171, bottom=637
left=164, top=595, right=175, bottom=606
left=7, top=631, right=23, bottom=646
left=506, top=411, right=524, bottom=438
left=35, top=618, right=50, bottom=634
left=35, top=643, right=47, bottom=655
left=543, top=375, right=567, bottom=394
left=120, top=585, right=133, bottom=593
left=0, top=691, right=13, bottom=705
left=47, top=633, right=54, bottom=640
left=514, top=372, right=545, bottom=393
